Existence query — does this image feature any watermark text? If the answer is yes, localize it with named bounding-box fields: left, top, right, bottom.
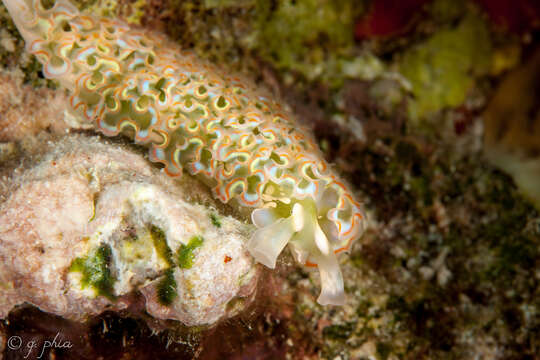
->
left=7, top=332, right=73, bottom=359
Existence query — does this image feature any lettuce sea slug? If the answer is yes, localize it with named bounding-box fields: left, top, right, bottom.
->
left=2, top=0, right=366, bottom=305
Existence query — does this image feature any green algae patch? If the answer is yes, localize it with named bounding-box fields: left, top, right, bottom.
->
left=203, top=0, right=254, bottom=8
left=157, top=268, right=178, bottom=306
left=125, top=0, right=146, bottom=24
left=399, top=13, right=492, bottom=120
left=210, top=213, right=221, bottom=228
left=376, top=342, right=392, bottom=360
left=69, top=244, right=116, bottom=300
left=73, top=0, right=146, bottom=24
left=164, top=0, right=368, bottom=87
left=322, top=322, right=355, bottom=341
left=73, top=0, right=118, bottom=18
left=177, top=235, right=204, bottom=269
left=150, top=225, right=174, bottom=267
left=250, top=0, right=365, bottom=84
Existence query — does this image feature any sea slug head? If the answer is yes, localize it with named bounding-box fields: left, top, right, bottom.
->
left=247, top=181, right=365, bottom=306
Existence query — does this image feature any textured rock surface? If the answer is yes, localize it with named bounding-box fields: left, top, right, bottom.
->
left=0, top=135, right=258, bottom=326
left=0, top=69, right=73, bottom=142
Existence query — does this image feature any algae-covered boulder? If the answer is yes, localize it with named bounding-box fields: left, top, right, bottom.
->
left=0, top=135, right=259, bottom=326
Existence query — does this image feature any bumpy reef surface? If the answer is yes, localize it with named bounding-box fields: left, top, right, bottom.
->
left=0, top=0, right=539, bottom=359
left=0, top=132, right=259, bottom=325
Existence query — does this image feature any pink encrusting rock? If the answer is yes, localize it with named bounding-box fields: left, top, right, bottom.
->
left=0, top=69, right=76, bottom=142
left=0, top=134, right=259, bottom=326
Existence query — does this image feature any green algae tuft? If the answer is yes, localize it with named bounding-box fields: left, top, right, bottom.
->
left=210, top=213, right=221, bottom=228
left=69, top=243, right=116, bottom=300
left=399, top=12, right=492, bottom=120
left=150, top=225, right=174, bottom=267
left=157, top=268, right=178, bottom=306
left=177, top=235, right=204, bottom=269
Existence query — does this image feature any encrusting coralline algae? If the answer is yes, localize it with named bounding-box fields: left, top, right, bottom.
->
left=0, top=134, right=259, bottom=325
left=2, top=0, right=366, bottom=305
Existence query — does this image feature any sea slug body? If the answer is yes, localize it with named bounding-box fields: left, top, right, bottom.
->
left=2, top=0, right=366, bottom=305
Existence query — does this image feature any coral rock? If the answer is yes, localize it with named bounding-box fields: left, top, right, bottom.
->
left=0, top=135, right=259, bottom=326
